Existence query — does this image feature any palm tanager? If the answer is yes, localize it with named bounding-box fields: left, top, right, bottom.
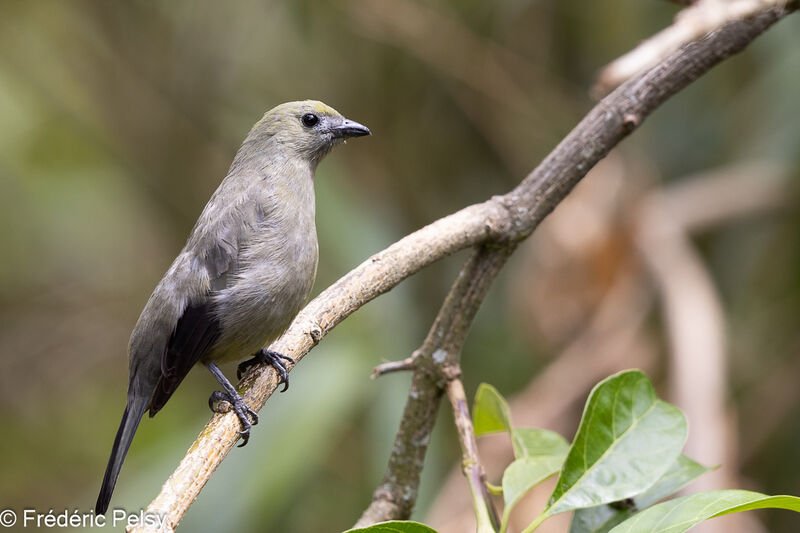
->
left=96, top=100, right=370, bottom=514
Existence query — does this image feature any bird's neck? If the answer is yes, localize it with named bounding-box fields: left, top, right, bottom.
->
left=227, top=137, right=316, bottom=223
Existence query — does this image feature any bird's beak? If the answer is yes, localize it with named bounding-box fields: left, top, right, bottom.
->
left=330, top=118, right=371, bottom=138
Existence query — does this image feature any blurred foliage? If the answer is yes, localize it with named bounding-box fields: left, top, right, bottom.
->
left=0, top=0, right=798, bottom=532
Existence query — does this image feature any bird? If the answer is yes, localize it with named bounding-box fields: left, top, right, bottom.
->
left=96, top=100, right=370, bottom=514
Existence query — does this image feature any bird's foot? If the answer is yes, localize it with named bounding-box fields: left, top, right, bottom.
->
left=237, top=349, right=295, bottom=391
left=208, top=390, right=259, bottom=447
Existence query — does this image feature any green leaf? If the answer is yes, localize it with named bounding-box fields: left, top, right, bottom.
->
left=503, top=455, right=566, bottom=510
left=569, top=500, right=632, bottom=533
left=473, top=383, right=512, bottom=436
left=635, top=455, right=712, bottom=509
left=608, top=490, right=800, bottom=533
left=345, top=520, right=439, bottom=533
left=570, top=455, right=712, bottom=533
left=512, top=428, right=569, bottom=460
left=501, top=430, right=569, bottom=532
left=544, top=370, right=687, bottom=516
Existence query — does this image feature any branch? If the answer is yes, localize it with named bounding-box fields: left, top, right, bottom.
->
left=594, top=0, right=794, bottom=96
left=355, top=245, right=513, bottom=527
left=354, top=8, right=794, bottom=528
left=424, top=270, right=658, bottom=532
left=371, top=356, right=416, bottom=379
left=446, top=376, right=499, bottom=533
left=133, top=5, right=795, bottom=531
left=354, top=355, right=445, bottom=525
left=421, top=161, right=793, bottom=532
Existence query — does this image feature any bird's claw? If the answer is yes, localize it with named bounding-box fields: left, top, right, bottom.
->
left=208, top=390, right=259, bottom=447
left=237, top=349, right=295, bottom=392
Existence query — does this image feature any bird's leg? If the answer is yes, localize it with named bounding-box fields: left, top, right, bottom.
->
left=206, top=362, right=259, bottom=447
left=237, top=348, right=295, bottom=391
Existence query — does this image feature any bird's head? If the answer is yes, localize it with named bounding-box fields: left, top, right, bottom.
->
left=251, top=100, right=370, bottom=167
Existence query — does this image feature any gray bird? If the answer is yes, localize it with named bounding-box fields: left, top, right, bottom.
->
left=96, top=100, right=370, bottom=514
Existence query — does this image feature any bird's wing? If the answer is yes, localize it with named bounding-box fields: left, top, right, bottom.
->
left=148, top=219, right=242, bottom=416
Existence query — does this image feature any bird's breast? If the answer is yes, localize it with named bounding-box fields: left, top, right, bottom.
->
left=207, top=204, right=318, bottom=362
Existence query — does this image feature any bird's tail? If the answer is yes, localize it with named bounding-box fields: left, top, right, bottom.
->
left=95, top=394, right=149, bottom=514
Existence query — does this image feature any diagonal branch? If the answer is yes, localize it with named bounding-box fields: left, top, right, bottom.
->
left=355, top=245, right=514, bottom=527
left=132, top=4, right=795, bottom=531
left=355, top=5, right=796, bottom=530
left=594, top=0, right=794, bottom=96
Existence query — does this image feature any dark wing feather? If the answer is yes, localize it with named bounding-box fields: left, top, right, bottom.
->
left=147, top=206, right=249, bottom=416
left=148, top=300, right=222, bottom=416
left=150, top=222, right=238, bottom=416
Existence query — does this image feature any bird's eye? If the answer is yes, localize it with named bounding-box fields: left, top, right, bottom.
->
left=301, top=113, right=319, bottom=127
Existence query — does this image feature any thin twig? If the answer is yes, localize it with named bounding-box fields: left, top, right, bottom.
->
left=133, top=6, right=795, bottom=531
left=446, top=375, right=500, bottom=533
left=371, top=356, right=417, bottom=379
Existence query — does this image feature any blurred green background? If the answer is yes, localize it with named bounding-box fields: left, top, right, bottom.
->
left=0, top=1, right=798, bottom=532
